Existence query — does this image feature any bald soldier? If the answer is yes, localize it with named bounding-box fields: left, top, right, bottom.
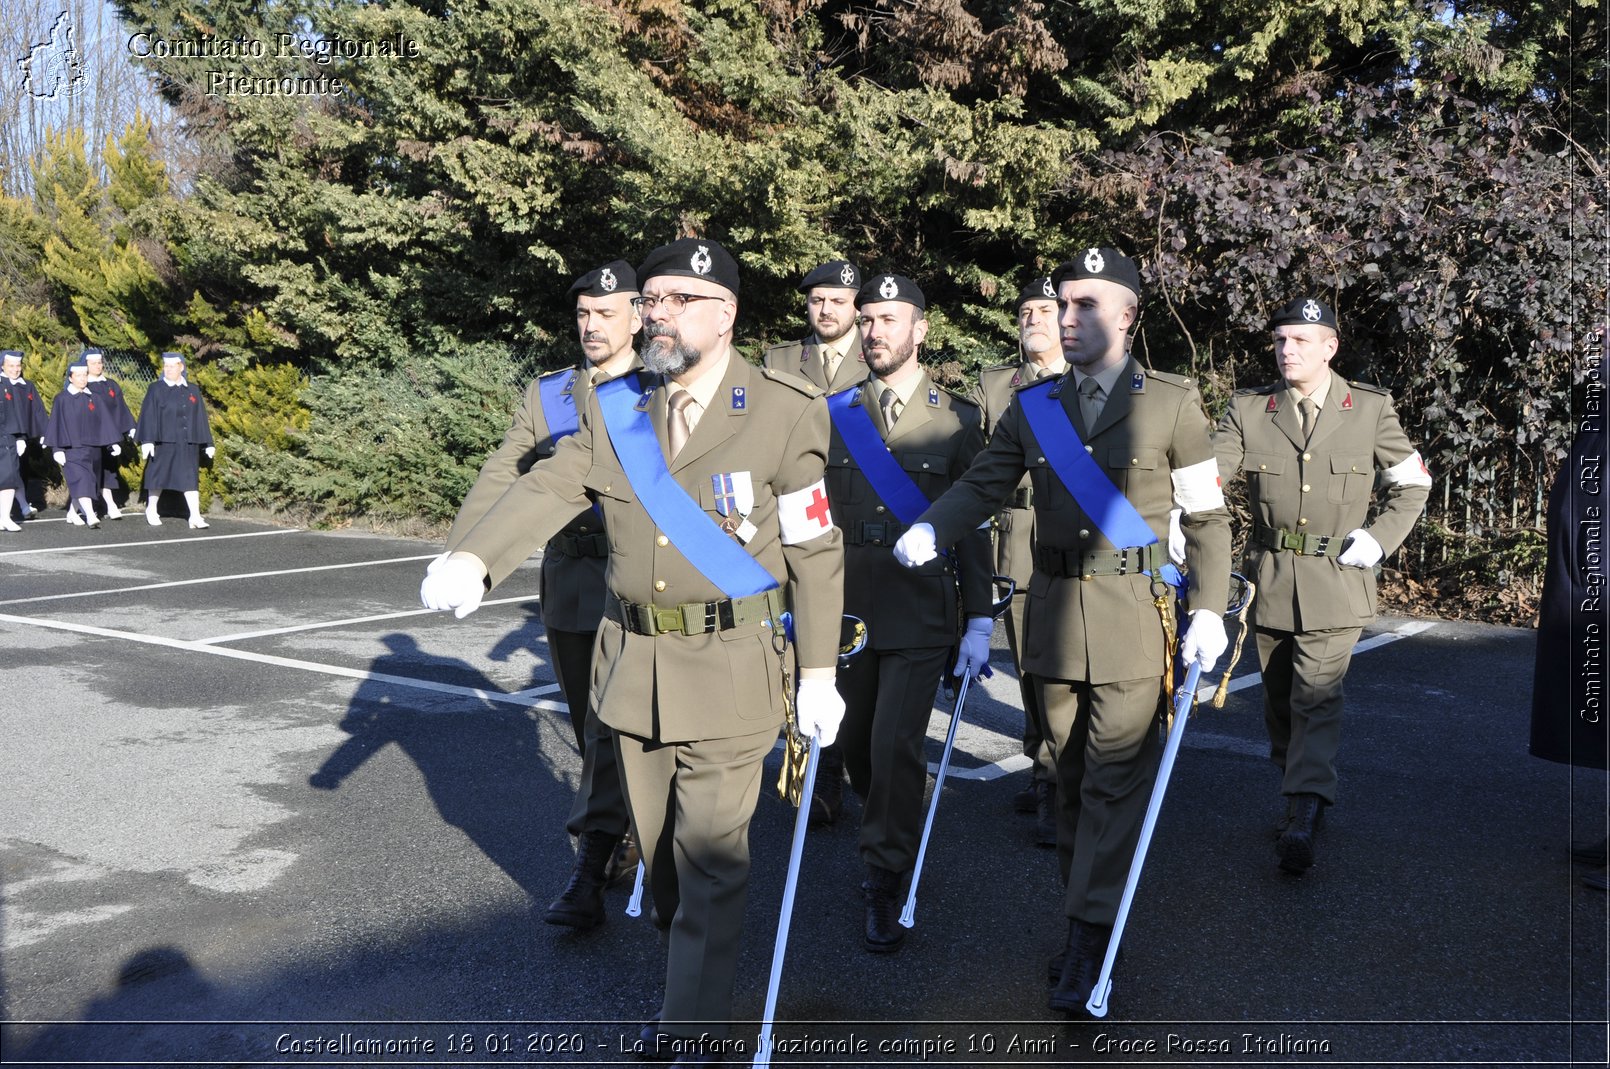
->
left=423, top=238, right=844, bottom=1063
left=823, top=273, right=992, bottom=952
left=970, top=276, right=1068, bottom=847
left=1213, top=297, right=1431, bottom=874
left=441, top=260, right=642, bottom=928
left=893, top=247, right=1231, bottom=1016
left=763, top=259, right=868, bottom=397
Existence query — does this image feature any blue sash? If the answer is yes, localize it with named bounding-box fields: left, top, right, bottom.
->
left=826, top=387, right=930, bottom=525
left=537, top=370, right=580, bottom=441
left=594, top=376, right=778, bottom=599
left=1016, top=377, right=1160, bottom=552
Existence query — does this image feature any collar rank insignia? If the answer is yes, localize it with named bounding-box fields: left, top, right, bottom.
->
left=1340, top=391, right=1353, bottom=411
left=635, top=386, right=654, bottom=412
left=928, top=387, right=940, bottom=405
left=1130, top=372, right=1145, bottom=392
left=731, top=386, right=746, bottom=410
left=1266, top=395, right=1279, bottom=413
left=1010, top=372, right=1022, bottom=387
left=1048, top=377, right=1066, bottom=399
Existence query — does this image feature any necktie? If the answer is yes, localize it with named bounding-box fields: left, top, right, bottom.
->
left=879, top=386, right=900, bottom=431
left=668, top=389, right=695, bottom=460
left=1079, top=377, right=1103, bottom=425
left=823, top=348, right=840, bottom=382
left=1299, top=397, right=1317, bottom=441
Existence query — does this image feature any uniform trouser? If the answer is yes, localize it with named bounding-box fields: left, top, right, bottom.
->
left=836, top=644, right=952, bottom=874
left=1040, top=675, right=1163, bottom=926
left=1255, top=624, right=1362, bottom=806
left=616, top=726, right=775, bottom=1040
left=1004, top=591, right=1054, bottom=781
left=547, top=626, right=628, bottom=839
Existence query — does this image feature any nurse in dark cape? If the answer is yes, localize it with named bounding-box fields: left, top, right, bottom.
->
left=83, top=348, right=138, bottom=519
left=46, top=357, right=123, bottom=529
left=0, top=355, right=29, bottom=531
left=2, top=349, right=47, bottom=520
left=137, top=352, right=215, bottom=529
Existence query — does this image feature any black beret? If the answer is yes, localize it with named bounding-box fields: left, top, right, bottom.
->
left=636, top=237, right=740, bottom=298
left=798, top=260, right=862, bottom=293
left=1015, top=276, right=1058, bottom=311
left=1051, top=247, right=1142, bottom=299
left=1269, top=296, right=1339, bottom=332
left=567, top=259, right=637, bottom=300
left=855, top=273, right=926, bottom=311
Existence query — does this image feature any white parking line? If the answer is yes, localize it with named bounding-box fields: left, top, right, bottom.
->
left=0, top=527, right=297, bottom=557
left=935, top=620, right=1438, bottom=780
left=0, top=554, right=439, bottom=606
left=0, top=612, right=567, bottom=713
left=197, top=594, right=545, bottom=644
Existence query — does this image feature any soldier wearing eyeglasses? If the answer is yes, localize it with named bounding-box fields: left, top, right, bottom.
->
left=423, top=238, right=845, bottom=1063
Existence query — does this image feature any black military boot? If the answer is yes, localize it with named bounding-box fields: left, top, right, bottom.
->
left=810, top=744, right=844, bottom=826
left=1048, top=919, right=1112, bottom=1015
left=544, top=830, right=618, bottom=929
left=1276, top=793, right=1325, bottom=874
left=1012, top=777, right=1038, bottom=814
left=1033, top=779, right=1057, bottom=849
left=862, top=865, right=905, bottom=953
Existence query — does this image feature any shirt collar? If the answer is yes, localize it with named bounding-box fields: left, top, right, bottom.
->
left=1072, top=359, right=1127, bottom=400
left=1286, top=374, right=1333, bottom=410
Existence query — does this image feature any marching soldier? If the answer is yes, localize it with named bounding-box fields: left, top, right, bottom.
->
left=442, top=260, right=642, bottom=929
left=422, top=237, right=845, bottom=1063
left=823, top=273, right=992, bottom=952
left=763, top=259, right=867, bottom=396
left=82, top=348, right=137, bottom=520
left=1213, top=297, right=1431, bottom=874
left=971, top=277, right=1067, bottom=847
left=3, top=350, right=48, bottom=521
left=892, top=247, right=1231, bottom=1016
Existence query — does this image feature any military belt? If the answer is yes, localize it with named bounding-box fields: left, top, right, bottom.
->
left=1034, top=542, right=1165, bottom=580
left=1253, top=524, right=1344, bottom=558
left=608, top=587, right=785, bottom=637
left=549, top=530, right=608, bottom=559
left=842, top=519, right=907, bottom=547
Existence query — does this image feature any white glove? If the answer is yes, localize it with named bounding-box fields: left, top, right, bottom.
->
left=108, top=443, right=120, bottom=457
left=205, top=446, right=215, bottom=459
left=140, top=442, right=154, bottom=459
left=14, top=438, right=24, bottom=456
left=425, top=551, right=452, bottom=574
left=1167, top=507, right=1186, bottom=565
left=127, top=429, right=138, bottom=440
left=1337, top=528, right=1383, bottom=568
left=1180, top=609, right=1228, bottom=672
left=796, top=677, right=846, bottom=746
left=953, top=616, right=993, bottom=678
left=893, top=521, right=937, bottom=567
left=419, top=556, right=486, bottom=619
left=52, top=450, right=65, bottom=466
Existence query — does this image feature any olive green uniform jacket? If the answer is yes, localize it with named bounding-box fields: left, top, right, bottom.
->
left=764, top=331, right=867, bottom=394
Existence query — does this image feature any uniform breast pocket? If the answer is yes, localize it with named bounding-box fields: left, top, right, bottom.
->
left=1106, top=446, right=1160, bottom=494
left=1328, top=454, right=1371, bottom=504
left=1243, top=452, right=1288, bottom=494
left=826, top=448, right=864, bottom=505
left=899, top=450, right=949, bottom=497
left=1026, top=454, right=1066, bottom=510
left=582, top=466, right=633, bottom=541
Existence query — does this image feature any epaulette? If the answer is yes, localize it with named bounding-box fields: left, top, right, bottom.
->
left=937, top=384, right=980, bottom=410
left=759, top=365, right=824, bottom=398
left=539, top=366, right=576, bottom=381
left=1344, top=379, right=1391, bottom=396
left=1235, top=382, right=1281, bottom=396
left=978, top=361, right=1020, bottom=377
left=1143, top=368, right=1199, bottom=391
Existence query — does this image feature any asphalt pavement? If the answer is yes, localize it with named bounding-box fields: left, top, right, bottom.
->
left=0, top=510, right=1605, bottom=1068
